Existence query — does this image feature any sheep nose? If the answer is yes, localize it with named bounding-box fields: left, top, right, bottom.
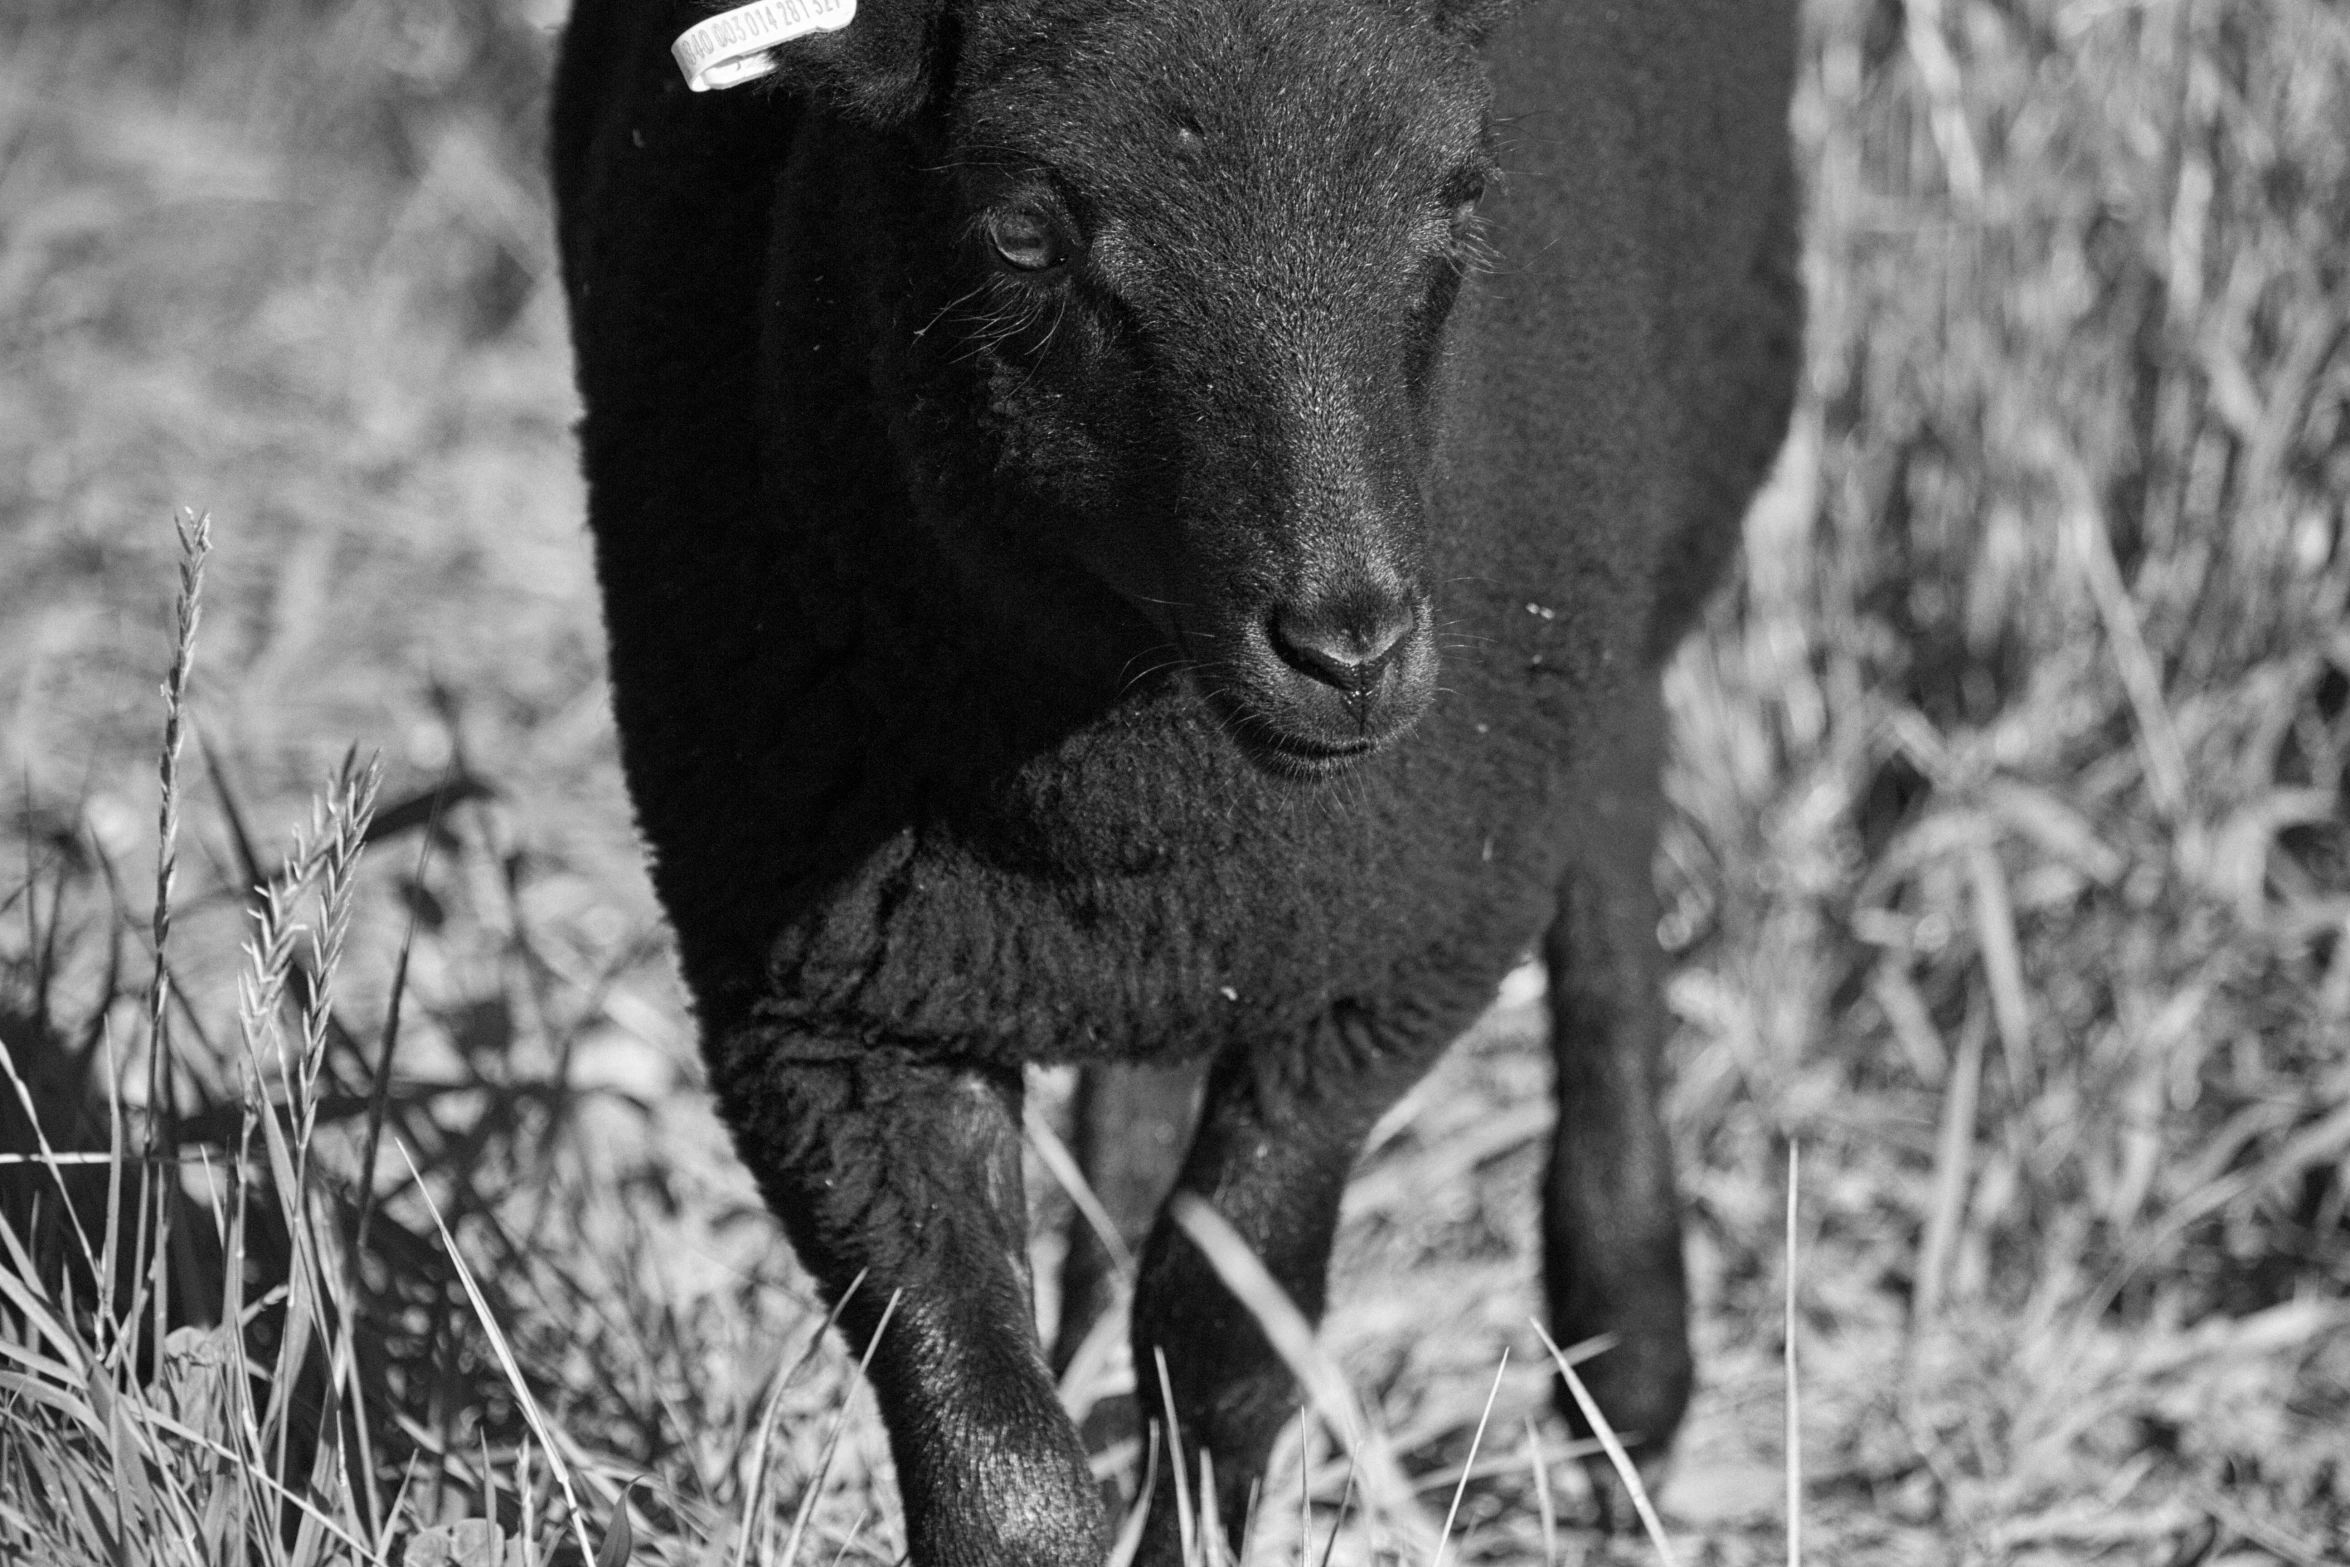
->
left=1272, top=599, right=1416, bottom=692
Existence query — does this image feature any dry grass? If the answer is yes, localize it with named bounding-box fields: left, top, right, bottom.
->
left=1, top=0, right=2345, bottom=1563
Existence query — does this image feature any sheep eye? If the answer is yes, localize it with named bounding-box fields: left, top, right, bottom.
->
left=987, top=206, right=1067, bottom=273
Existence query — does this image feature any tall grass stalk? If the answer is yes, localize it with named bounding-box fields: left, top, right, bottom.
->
left=133, top=507, right=211, bottom=1382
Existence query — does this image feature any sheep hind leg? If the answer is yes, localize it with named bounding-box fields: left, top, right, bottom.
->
left=715, top=1045, right=1106, bottom=1567
left=1051, top=1058, right=1209, bottom=1511
left=1050, top=1059, right=1208, bottom=1380
left=1128, top=1024, right=1440, bottom=1566
left=1541, top=700, right=1694, bottom=1521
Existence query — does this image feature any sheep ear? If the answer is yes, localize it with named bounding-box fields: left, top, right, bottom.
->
left=672, top=0, right=952, bottom=124
left=1430, top=0, right=1521, bottom=44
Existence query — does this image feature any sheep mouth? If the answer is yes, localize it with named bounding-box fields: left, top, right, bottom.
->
left=1171, top=609, right=1435, bottom=780
left=1220, top=718, right=1390, bottom=780
left=1182, top=664, right=1397, bottom=778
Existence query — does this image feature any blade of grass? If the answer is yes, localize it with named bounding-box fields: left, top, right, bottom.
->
left=1315, top=1452, right=1356, bottom=1567
left=1167, top=1195, right=1424, bottom=1547
left=520, top=1437, right=537, bottom=1564
left=776, top=1289, right=902, bottom=1567
left=1197, top=1448, right=1221, bottom=1566
left=0, top=1368, right=104, bottom=1435
left=822, top=1506, right=867, bottom=1567
left=1298, top=1413, right=1311, bottom=1567
left=350, top=760, right=461, bottom=1259
left=0, top=1030, right=104, bottom=1302
left=1966, top=842, right=2035, bottom=1093
left=1530, top=1319, right=1678, bottom=1567
left=1054, top=1280, right=1132, bottom=1423
left=2052, top=447, right=2189, bottom=820
left=1523, top=1417, right=1556, bottom=1567
left=1912, top=1001, right=1984, bottom=1333
left=735, top=1274, right=868, bottom=1567
left=1102, top=1415, right=1161, bottom=1567
left=1155, top=1349, right=1197, bottom=1567
left=103, top=998, right=127, bottom=1356
left=1785, top=1140, right=1801, bottom=1567
left=1430, top=1350, right=1506, bottom=1567
left=1023, top=1096, right=1134, bottom=1281
left=396, top=1137, right=600, bottom=1567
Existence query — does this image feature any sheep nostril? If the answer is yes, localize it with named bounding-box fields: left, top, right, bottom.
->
left=1272, top=602, right=1415, bottom=692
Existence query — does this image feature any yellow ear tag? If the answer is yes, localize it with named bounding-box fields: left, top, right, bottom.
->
left=673, top=0, right=858, bottom=93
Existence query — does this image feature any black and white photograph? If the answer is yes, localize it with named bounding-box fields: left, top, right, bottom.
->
left=1, top=0, right=2344, bottom=1562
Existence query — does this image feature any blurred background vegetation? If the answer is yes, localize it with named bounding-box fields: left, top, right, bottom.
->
left=0, top=0, right=2344, bottom=1562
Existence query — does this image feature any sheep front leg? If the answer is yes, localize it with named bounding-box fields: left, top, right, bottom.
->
left=713, top=1043, right=1107, bottom=1567
left=1128, top=1032, right=1437, bottom=1563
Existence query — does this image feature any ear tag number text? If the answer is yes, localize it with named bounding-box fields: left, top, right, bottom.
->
left=672, top=0, right=857, bottom=93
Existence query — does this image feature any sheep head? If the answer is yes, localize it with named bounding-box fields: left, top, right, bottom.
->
left=752, top=0, right=1516, bottom=777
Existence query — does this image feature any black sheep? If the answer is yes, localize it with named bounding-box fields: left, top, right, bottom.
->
left=552, top=0, right=1801, bottom=1562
